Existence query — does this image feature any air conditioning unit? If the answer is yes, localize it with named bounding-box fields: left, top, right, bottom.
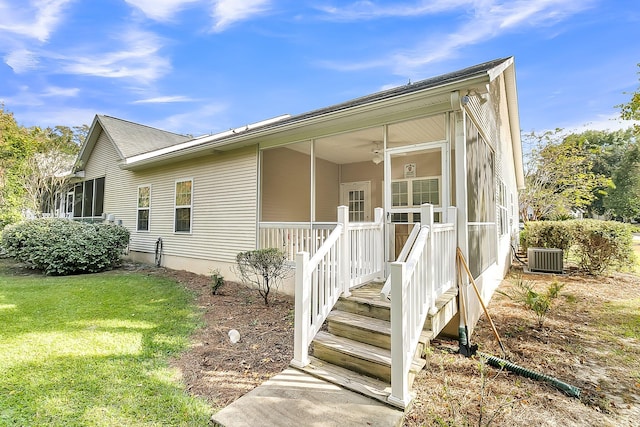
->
left=527, top=248, right=563, bottom=274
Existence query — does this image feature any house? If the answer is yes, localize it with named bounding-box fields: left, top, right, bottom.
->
left=67, top=56, right=524, bottom=408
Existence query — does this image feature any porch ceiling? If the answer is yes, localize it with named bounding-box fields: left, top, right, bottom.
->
left=286, top=114, right=446, bottom=165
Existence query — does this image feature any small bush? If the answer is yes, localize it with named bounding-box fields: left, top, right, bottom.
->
left=571, top=220, right=634, bottom=275
left=210, top=268, right=224, bottom=295
left=1, top=218, right=130, bottom=275
left=235, top=248, right=291, bottom=305
left=499, top=276, right=564, bottom=328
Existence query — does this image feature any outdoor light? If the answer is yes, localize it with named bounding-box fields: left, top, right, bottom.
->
left=371, top=142, right=383, bottom=164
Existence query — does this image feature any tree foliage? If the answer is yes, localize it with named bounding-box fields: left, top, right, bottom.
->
left=0, top=106, right=83, bottom=228
left=519, top=129, right=612, bottom=221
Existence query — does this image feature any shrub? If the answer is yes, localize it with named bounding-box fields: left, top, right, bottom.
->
left=571, top=220, right=634, bottom=275
left=235, top=248, right=291, bottom=305
left=1, top=218, right=129, bottom=275
left=499, top=276, right=564, bottom=328
left=521, top=221, right=574, bottom=253
left=210, top=268, right=224, bottom=295
left=521, top=219, right=635, bottom=275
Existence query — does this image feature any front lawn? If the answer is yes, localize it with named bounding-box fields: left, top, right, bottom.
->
left=0, top=259, right=212, bottom=426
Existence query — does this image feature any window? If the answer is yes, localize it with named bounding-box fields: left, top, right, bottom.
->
left=498, top=180, right=508, bottom=236
left=174, top=179, right=193, bottom=233
left=391, top=177, right=440, bottom=207
left=137, top=185, right=151, bottom=231
left=73, top=177, right=105, bottom=218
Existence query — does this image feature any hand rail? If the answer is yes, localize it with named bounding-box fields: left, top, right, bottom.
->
left=389, top=204, right=457, bottom=408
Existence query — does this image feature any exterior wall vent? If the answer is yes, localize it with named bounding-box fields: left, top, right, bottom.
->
left=527, top=248, right=563, bottom=274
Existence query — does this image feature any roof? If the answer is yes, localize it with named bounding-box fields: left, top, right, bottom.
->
left=96, top=115, right=191, bottom=158
left=251, top=56, right=513, bottom=132
left=76, top=56, right=521, bottom=183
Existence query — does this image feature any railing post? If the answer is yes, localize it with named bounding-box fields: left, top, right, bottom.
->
left=338, top=205, right=351, bottom=297
left=422, top=204, right=437, bottom=315
left=374, top=207, right=384, bottom=277
left=291, top=251, right=310, bottom=368
left=389, top=261, right=410, bottom=407
left=447, top=206, right=457, bottom=225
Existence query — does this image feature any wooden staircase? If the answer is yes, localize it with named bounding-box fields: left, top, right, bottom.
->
left=294, top=281, right=458, bottom=409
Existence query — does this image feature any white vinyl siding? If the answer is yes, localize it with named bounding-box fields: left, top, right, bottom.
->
left=125, top=147, right=258, bottom=262
left=81, top=128, right=258, bottom=264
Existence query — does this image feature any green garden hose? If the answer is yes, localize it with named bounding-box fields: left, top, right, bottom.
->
left=478, top=351, right=581, bottom=398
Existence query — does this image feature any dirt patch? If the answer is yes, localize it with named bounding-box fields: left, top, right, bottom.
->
left=135, top=265, right=294, bottom=409
left=406, top=267, right=640, bottom=427
left=140, top=262, right=640, bottom=425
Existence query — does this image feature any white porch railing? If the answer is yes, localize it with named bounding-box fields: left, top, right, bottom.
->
left=388, top=204, right=457, bottom=407
left=290, top=206, right=385, bottom=368
left=348, top=208, right=385, bottom=287
left=258, top=222, right=336, bottom=262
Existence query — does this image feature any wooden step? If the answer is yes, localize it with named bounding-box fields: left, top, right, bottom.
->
left=425, top=287, right=458, bottom=338
left=312, top=331, right=426, bottom=384
left=334, top=296, right=390, bottom=321
left=294, top=356, right=399, bottom=408
left=327, top=310, right=391, bottom=349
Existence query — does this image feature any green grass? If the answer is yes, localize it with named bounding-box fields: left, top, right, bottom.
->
left=0, top=260, right=212, bottom=426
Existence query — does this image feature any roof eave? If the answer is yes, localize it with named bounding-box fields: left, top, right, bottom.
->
left=120, top=73, right=493, bottom=171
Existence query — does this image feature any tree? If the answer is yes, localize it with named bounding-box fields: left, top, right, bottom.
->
left=235, top=248, right=291, bottom=305
left=605, top=141, right=640, bottom=220
left=0, top=106, right=83, bottom=227
left=580, top=128, right=635, bottom=216
left=618, top=63, right=640, bottom=133
left=519, top=129, right=612, bottom=221
left=603, top=63, right=640, bottom=220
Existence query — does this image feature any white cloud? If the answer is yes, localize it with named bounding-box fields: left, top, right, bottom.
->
left=42, top=86, right=80, bottom=97
left=60, top=29, right=170, bottom=82
left=212, top=0, right=271, bottom=32
left=316, top=0, right=473, bottom=21
left=564, top=113, right=639, bottom=133
left=4, top=49, right=39, bottom=73
left=133, top=95, right=194, bottom=104
left=318, top=0, right=597, bottom=75
left=0, top=0, right=73, bottom=42
left=124, top=0, right=201, bottom=21
left=151, top=103, right=228, bottom=135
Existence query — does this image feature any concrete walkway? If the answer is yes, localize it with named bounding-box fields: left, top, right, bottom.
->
left=211, top=368, right=404, bottom=427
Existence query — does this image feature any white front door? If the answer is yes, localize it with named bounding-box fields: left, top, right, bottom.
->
left=340, top=181, right=371, bottom=222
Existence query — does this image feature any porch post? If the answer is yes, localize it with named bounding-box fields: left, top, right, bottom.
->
left=291, top=251, right=310, bottom=368
left=422, top=204, right=437, bottom=315
left=389, top=261, right=410, bottom=407
left=338, top=205, right=351, bottom=297
left=374, top=207, right=384, bottom=277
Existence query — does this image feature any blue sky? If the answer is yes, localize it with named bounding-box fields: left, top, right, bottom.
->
left=0, top=0, right=638, bottom=137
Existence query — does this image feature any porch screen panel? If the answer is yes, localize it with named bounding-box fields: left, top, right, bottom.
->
left=466, top=117, right=496, bottom=278
left=82, top=180, right=93, bottom=217
left=73, top=183, right=82, bottom=217
left=94, top=177, right=105, bottom=217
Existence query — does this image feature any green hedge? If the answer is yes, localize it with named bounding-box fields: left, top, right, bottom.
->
left=521, top=219, right=634, bottom=275
left=1, top=218, right=130, bottom=275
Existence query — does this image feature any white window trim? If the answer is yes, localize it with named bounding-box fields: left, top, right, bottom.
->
left=497, top=179, right=508, bottom=237
left=174, top=178, right=193, bottom=234
left=391, top=175, right=442, bottom=208
left=136, top=184, right=151, bottom=232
